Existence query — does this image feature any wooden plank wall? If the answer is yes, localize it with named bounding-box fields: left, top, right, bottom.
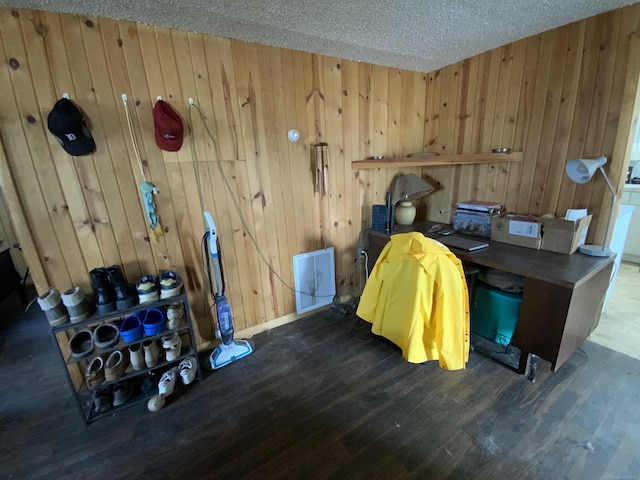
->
left=0, top=188, right=28, bottom=278
left=1, top=6, right=639, bottom=343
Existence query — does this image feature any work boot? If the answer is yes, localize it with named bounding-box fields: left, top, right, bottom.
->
left=90, top=268, right=116, bottom=314
left=106, top=265, right=137, bottom=310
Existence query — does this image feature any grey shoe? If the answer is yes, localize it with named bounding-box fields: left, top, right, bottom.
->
left=93, top=323, right=120, bottom=349
left=69, top=329, right=94, bottom=359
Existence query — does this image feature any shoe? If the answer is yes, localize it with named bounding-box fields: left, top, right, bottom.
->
left=68, top=329, right=94, bottom=359
left=129, top=343, right=145, bottom=371
left=90, top=267, right=116, bottom=314
left=166, top=302, right=185, bottom=330
left=158, top=367, right=179, bottom=396
left=136, top=275, right=159, bottom=304
left=120, top=313, right=143, bottom=343
left=94, top=389, right=112, bottom=414
left=179, top=356, right=197, bottom=385
left=143, top=339, right=160, bottom=368
left=161, top=332, right=182, bottom=361
left=37, top=288, right=69, bottom=326
left=106, top=265, right=137, bottom=310
left=93, top=323, right=120, bottom=349
left=147, top=394, right=165, bottom=412
left=104, top=350, right=129, bottom=382
left=113, top=382, right=133, bottom=407
left=61, top=286, right=90, bottom=323
left=142, top=308, right=165, bottom=336
left=85, top=356, right=104, bottom=388
left=159, top=271, right=183, bottom=299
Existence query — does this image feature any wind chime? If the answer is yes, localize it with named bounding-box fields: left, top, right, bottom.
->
left=314, top=143, right=329, bottom=197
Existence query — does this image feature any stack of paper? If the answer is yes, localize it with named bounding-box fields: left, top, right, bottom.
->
left=453, top=200, right=503, bottom=237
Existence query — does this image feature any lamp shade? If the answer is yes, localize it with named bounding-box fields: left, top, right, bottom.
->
left=391, top=173, right=434, bottom=206
left=565, top=156, right=607, bottom=184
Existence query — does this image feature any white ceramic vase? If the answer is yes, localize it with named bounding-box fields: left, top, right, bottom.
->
left=395, top=201, right=416, bottom=225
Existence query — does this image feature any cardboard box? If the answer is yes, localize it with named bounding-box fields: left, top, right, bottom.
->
left=491, top=214, right=542, bottom=249
left=541, top=214, right=592, bottom=254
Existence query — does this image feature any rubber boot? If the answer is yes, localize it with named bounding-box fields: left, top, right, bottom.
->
left=129, top=343, right=145, bottom=371
left=90, top=268, right=116, bottom=314
left=106, top=265, right=137, bottom=310
left=143, top=339, right=160, bottom=368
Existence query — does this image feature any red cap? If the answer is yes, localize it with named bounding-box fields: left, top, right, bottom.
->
left=153, top=100, right=183, bottom=152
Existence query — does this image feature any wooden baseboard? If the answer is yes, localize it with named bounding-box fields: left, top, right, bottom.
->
left=195, top=303, right=334, bottom=351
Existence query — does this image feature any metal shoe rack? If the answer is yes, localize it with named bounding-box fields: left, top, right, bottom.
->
left=49, top=294, right=202, bottom=424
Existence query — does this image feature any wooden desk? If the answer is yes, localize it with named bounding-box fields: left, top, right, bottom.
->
left=366, top=222, right=614, bottom=375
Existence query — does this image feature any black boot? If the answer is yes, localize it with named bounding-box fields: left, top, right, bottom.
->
left=90, top=267, right=116, bottom=314
left=106, top=265, right=137, bottom=310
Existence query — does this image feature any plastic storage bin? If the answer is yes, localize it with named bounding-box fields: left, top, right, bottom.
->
left=471, top=282, right=522, bottom=345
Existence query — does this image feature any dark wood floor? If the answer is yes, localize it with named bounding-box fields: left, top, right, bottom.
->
left=1, top=289, right=639, bottom=480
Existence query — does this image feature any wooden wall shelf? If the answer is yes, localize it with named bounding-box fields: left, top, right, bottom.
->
left=351, top=152, right=523, bottom=169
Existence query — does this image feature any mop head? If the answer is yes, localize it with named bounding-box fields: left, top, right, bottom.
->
left=208, top=339, right=254, bottom=370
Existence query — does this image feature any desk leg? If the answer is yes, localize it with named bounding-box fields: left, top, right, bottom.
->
left=517, top=350, right=538, bottom=382
left=517, top=350, right=530, bottom=375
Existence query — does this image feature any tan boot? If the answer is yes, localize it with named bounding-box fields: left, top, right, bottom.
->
left=85, top=356, right=105, bottom=388
left=143, top=339, right=160, bottom=368
left=104, top=350, right=129, bottom=382
left=129, top=343, right=145, bottom=371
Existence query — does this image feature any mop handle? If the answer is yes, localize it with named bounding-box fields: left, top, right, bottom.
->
left=204, top=211, right=224, bottom=297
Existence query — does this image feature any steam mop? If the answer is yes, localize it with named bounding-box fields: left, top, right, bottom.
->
left=203, top=211, right=254, bottom=369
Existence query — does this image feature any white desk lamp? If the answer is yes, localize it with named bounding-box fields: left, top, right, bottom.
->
left=565, top=156, right=616, bottom=257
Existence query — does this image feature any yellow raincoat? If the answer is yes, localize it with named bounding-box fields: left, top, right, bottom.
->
left=356, top=232, right=470, bottom=370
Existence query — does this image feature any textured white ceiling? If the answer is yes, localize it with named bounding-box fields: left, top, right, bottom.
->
left=2, top=0, right=638, bottom=72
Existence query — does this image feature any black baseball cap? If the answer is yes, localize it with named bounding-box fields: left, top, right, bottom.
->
left=47, top=98, right=96, bottom=156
